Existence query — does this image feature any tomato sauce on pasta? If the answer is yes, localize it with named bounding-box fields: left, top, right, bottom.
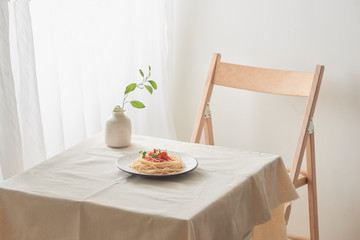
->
left=130, top=149, right=185, bottom=175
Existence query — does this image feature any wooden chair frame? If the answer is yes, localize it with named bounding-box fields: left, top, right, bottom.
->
left=191, top=53, right=324, bottom=240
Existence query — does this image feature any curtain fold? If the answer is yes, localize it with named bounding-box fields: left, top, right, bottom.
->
left=10, top=0, right=46, bottom=170
left=0, top=0, right=24, bottom=179
left=1, top=0, right=45, bottom=179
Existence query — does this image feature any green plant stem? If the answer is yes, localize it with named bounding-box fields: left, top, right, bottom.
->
left=122, top=93, right=130, bottom=109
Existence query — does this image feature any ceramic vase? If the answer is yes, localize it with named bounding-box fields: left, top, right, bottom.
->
left=105, top=106, right=131, bottom=148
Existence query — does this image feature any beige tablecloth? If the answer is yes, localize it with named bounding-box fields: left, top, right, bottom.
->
left=0, top=134, right=298, bottom=240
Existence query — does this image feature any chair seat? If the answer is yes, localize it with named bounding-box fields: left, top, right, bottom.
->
left=287, top=168, right=308, bottom=188
left=288, top=234, right=310, bottom=240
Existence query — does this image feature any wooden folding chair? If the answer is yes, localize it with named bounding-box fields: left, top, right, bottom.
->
left=191, top=53, right=324, bottom=240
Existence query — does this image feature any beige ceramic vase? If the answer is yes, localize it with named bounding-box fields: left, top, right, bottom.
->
left=105, top=106, right=131, bottom=148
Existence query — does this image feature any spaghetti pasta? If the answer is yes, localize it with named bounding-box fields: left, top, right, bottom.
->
left=130, top=149, right=185, bottom=175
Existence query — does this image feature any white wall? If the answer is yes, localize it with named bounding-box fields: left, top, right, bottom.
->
left=172, top=0, right=360, bottom=239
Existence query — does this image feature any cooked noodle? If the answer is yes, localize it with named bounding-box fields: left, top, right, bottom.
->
left=130, top=155, right=185, bottom=175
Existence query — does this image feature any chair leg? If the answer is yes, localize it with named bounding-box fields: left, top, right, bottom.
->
left=306, top=133, right=319, bottom=240
left=204, top=116, right=214, bottom=145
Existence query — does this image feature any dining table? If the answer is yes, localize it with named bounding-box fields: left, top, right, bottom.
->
left=0, top=134, right=298, bottom=240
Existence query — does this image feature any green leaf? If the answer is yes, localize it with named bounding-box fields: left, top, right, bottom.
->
left=139, top=69, right=144, bottom=77
left=130, top=100, right=145, bottom=109
left=148, top=65, right=151, bottom=71
left=148, top=80, right=157, bottom=90
left=145, top=85, right=153, bottom=94
left=124, top=83, right=137, bottom=95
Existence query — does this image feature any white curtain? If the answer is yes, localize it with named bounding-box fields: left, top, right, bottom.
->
left=1, top=0, right=45, bottom=179
left=0, top=0, right=175, bottom=180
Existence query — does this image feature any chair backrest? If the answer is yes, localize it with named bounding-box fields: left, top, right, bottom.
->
left=191, top=53, right=324, bottom=185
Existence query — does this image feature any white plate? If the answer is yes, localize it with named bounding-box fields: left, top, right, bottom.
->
left=116, top=151, right=198, bottom=177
